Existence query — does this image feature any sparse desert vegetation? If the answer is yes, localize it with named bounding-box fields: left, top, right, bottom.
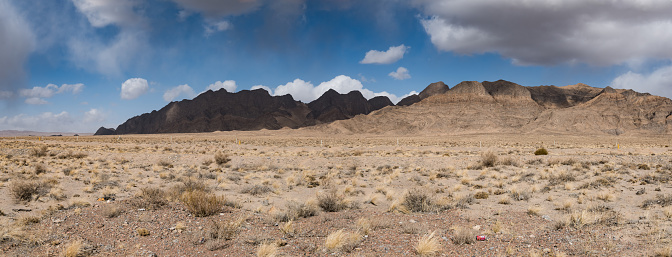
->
left=0, top=133, right=671, bottom=256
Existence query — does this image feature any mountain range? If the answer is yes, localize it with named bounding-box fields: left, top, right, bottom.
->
left=95, top=80, right=672, bottom=136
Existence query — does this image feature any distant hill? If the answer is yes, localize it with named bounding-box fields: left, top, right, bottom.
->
left=96, top=80, right=672, bottom=136
left=97, top=88, right=393, bottom=135
left=0, top=130, right=91, bottom=137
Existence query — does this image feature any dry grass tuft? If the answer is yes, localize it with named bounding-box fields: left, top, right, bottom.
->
left=415, top=231, right=441, bottom=256
left=137, top=228, right=150, bottom=236
left=323, top=229, right=362, bottom=253
left=452, top=227, right=476, bottom=245
left=209, top=215, right=246, bottom=240
left=101, top=205, right=123, bottom=218
left=256, top=242, right=278, bottom=257
left=62, top=240, right=87, bottom=257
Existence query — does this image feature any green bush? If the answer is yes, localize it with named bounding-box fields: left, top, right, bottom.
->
left=534, top=148, right=548, bottom=155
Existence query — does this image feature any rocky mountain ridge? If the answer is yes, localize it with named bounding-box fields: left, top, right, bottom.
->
left=96, top=80, right=672, bottom=136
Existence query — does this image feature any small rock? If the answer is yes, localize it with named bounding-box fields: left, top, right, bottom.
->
left=409, top=219, right=417, bottom=223
left=541, top=215, right=552, bottom=221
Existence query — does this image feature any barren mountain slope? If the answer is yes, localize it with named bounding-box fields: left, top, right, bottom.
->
left=316, top=80, right=672, bottom=135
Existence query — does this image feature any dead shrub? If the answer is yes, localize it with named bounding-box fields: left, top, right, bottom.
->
left=641, top=194, right=672, bottom=209
left=317, top=190, right=348, bottom=212
left=10, top=180, right=49, bottom=202
left=34, top=164, right=48, bottom=175
left=480, top=151, right=498, bottom=167
left=241, top=184, right=273, bottom=196
left=180, top=190, right=227, bottom=217
left=402, top=189, right=435, bottom=212
left=136, top=187, right=168, bottom=209
left=31, top=145, right=48, bottom=157
left=214, top=152, right=231, bottom=165
left=474, top=191, right=489, bottom=199
left=275, top=201, right=319, bottom=222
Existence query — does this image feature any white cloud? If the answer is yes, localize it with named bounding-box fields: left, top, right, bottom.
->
left=360, top=44, right=409, bottom=64
left=83, top=108, right=106, bottom=123
left=204, top=20, right=231, bottom=35
left=611, top=65, right=672, bottom=99
left=171, top=0, right=263, bottom=18
left=274, top=79, right=318, bottom=102
left=71, top=0, right=144, bottom=28
left=414, top=0, right=672, bottom=66
left=0, top=0, right=35, bottom=91
left=269, top=75, right=411, bottom=104
left=164, top=84, right=195, bottom=102
left=25, top=97, right=48, bottom=105
left=388, top=67, right=411, bottom=80
left=19, top=83, right=85, bottom=104
left=58, top=83, right=85, bottom=94
left=206, top=80, right=237, bottom=93
left=0, top=111, right=73, bottom=131
left=0, top=109, right=107, bottom=132
left=121, top=78, right=149, bottom=100
left=20, top=84, right=59, bottom=98
left=251, top=85, right=272, bottom=93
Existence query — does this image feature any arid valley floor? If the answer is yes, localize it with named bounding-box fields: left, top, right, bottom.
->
left=1, top=132, right=672, bottom=256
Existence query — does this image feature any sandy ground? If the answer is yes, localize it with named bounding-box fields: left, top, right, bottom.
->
left=1, top=131, right=672, bottom=256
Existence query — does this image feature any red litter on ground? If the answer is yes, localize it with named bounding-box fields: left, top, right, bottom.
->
left=476, top=235, right=486, bottom=241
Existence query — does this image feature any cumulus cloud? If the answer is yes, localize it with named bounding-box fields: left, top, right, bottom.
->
left=121, top=78, right=149, bottom=100
left=68, top=0, right=148, bottom=76
left=360, top=44, right=409, bottom=64
left=0, top=109, right=107, bottom=132
left=71, top=0, right=144, bottom=28
left=611, top=65, right=672, bottom=99
left=269, top=75, right=410, bottom=104
left=0, top=0, right=35, bottom=91
left=205, top=80, right=237, bottom=93
left=414, top=0, right=672, bottom=66
left=388, top=67, right=411, bottom=80
left=164, top=84, right=195, bottom=102
left=19, top=83, right=85, bottom=104
left=82, top=108, right=106, bottom=123
left=171, top=0, right=263, bottom=18
left=68, top=30, right=147, bottom=76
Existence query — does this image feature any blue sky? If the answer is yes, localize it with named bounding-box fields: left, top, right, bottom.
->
left=1, top=0, right=672, bottom=133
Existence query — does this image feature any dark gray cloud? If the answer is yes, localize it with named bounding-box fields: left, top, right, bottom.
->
left=414, top=0, right=672, bottom=66
left=0, top=0, right=34, bottom=91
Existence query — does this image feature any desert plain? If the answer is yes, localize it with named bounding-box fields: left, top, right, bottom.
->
left=1, top=131, right=672, bottom=256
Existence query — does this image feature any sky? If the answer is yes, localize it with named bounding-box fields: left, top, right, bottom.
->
left=1, top=0, right=672, bottom=133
